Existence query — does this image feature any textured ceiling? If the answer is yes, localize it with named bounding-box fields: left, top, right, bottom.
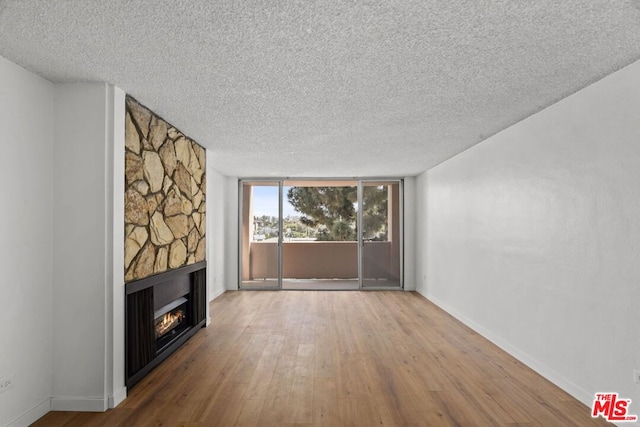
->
left=1, top=1, right=639, bottom=177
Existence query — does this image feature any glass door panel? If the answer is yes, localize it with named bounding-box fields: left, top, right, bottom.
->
left=361, top=181, right=402, bottom=288
left=281, top=180, right=359, bottom=290
left=240, top=181, right=281, bottom=289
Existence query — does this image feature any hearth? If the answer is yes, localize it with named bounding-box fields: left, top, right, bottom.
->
left=126, top=261, right=206, bottom=388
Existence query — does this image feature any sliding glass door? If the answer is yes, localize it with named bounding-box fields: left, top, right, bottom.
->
left=240, top=181, right=281, bottom=289
left=360, top=181, right=402, bottom=288
left=240, top=179, right=402, bottom=290
left=282, top=180, right=359, bottom=290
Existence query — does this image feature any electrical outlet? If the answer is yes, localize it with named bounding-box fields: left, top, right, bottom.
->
left=0, top=376, right=13, bottom=393
left=633, top=370, right=640, bottom=385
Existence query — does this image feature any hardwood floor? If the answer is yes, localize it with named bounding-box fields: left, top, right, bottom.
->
left=33, top=291, right=610, bottom=426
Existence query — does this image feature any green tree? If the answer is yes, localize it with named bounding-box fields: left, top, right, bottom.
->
left=286, top=186, right=387, bottom=241
left=362, top=185, right=388, bottom=241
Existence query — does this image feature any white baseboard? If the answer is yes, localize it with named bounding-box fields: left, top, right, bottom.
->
left=418, top=289, right=593, bottom=407
left=6, top=398, right=50, bottom=427
left=50, top=396, right=108, bottom=412
left=4, top=389, right=126, bottom=427
left=109, top=386, right=127, bottom=408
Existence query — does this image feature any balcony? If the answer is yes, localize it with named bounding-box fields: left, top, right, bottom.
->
left=240, top=180, right=402, bottom=290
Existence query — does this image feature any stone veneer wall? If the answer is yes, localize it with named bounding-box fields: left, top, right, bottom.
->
left=124, top=96, right=206, bottom=282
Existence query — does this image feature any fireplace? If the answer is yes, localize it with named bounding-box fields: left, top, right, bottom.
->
left=126, top=261, right=206, bottom=388
left=155, top=297, right=188, bottom=349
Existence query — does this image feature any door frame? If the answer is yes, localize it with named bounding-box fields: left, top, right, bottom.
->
left=238, top=178, right=404, bottom=290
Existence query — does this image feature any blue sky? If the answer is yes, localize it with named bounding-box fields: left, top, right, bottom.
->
left=252, top=186, right=297, bottom=217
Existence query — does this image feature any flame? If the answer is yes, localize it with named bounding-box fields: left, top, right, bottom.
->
left=162, top=313, right=173, bottom=325
left=156, top=309, right=184, bottom=338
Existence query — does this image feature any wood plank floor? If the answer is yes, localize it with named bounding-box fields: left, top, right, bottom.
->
left=33, top=291, right=610, bottom=426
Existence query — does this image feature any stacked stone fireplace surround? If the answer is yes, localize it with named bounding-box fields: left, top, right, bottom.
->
left=124, top=96, right=206, bottom=279
left=124, top=96, right=207, bottom=387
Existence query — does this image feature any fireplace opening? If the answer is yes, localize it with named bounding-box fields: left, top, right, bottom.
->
left=154, top=296, right=189, bottom=352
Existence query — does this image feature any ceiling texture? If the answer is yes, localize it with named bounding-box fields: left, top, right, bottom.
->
left=1, top=1, right=639, bottom=177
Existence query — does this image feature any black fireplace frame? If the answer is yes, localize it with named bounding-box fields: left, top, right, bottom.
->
left=125, top=261, right=207, bottom=388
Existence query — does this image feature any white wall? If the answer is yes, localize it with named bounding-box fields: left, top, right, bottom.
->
left=0, top=55, right=54, bottom=427
left=415, top=173, right=428, bottom=295
left=206, top=156, right=229, bottom=300
left=52, top=83, right=125, bottom=412
left=402, top=177, right=416, bottom=290
left=417, top=59, right=640, bottom=409
left=107, top=86, right=126, bottom=409
left=225, top=177, right=240, bottom=290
